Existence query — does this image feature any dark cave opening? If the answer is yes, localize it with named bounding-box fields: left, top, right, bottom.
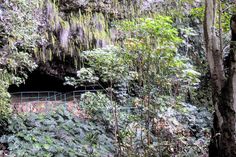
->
left=8, top=69, right=75, bottom=93
left=8, top=69, right=106, bottom=94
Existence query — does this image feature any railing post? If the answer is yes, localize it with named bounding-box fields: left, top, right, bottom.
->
left=45, top=97, right=48, bottom=112
left=47, top=92, right=50, bottom=101
left=64, top=94, right=67, bottom=103
left=64, top=94, right=67, bottom=110
left=54, top=92, right=56, bottom=101
left=20, top=92, right=23, bottom=105
left=38, top=92, right=40, bottom=102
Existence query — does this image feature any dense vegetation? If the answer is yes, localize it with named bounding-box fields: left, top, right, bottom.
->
left=0, top=0, right=235, bottom=157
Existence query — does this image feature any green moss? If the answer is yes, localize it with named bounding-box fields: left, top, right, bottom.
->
left=49, top=49, right=52, bottom=60
left=34, top=47, right=39, bottom=58
left=14, top=0, right=147, bottom=65
left=74, top=58, right=78, bottom=69
left=60, top=20, right=70, bottom=29
left=190, top=6, right=205, bottom=21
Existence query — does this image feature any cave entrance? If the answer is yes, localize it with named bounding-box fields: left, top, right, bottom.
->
left=9, top=68, right=106, bottom=112
left=8, top=69, right=75, bottom=93
left=8, top=68, right=105, bottom=94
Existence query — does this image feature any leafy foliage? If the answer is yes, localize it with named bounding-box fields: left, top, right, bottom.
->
left=2, top=0, right=43, bottom=48
left=0, top=107, right=115, bottom=157
left=0, top=50, right=37, bottom=121
left=190, top=3, right=231, bottom=32
left=190, top=6, right=205, bottom=21
left=118, top=100, right=212, bottom=156
left=0, top=1, right=214, bottom=157
left=81, top=46, right=130, bottom=83
left=117, top=15, right=200, bottom=97
left=65, top=68, right=99, bottom=87
left=0, top=0, right=40, bottom=121
left=0, top=78, right=11, bottom=122
left=79, top=92, right=113, bottom=122
left=64, top=46, right=137, bottom=92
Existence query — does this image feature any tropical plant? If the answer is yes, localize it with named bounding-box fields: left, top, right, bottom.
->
left=117, top=15, right=200, bottom=96
left=81, top=46, right=131, bottom=83
left=0, top=0, right=40, bottom=122
left=79, top=92, right=113, bottom=122
left=0, top=107, right=115, bottom=157
left=64, top=68, right=99, bottom=87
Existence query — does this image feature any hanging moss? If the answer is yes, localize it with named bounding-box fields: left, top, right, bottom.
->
left=35, top=0, right=151, bottom=67
left=74, top=57, right=78, bottom=69
left=59, top=20, right=70, bottom=49
left=49, top=48, right=52, bottom=60
left=34, top=47, right=39, bottom=58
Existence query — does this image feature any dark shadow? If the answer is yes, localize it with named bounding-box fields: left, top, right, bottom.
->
left=8, top=69, right=75, bottom=93
left=8, top=69, right=105, bottom=93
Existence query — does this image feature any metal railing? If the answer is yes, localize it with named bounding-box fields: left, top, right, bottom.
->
left=11, top=91, right=62, bottom=103
left=11, top=89, right=106, bottom=103
left=10, top=89, right=144, bottom=114
left=10, top=89, right=106, bottom=113
left=10, top=79, right=143, bottom=115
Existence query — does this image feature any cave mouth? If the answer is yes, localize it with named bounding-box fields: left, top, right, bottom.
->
left=8, top=69, right=75, bottom=93
left=8, top=69, right=105, bottom=94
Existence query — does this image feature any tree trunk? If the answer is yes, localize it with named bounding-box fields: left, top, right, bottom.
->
left=204, top=1, right=236, bottom=157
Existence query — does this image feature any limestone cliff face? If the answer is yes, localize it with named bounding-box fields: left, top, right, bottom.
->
left=34, top=0, right=137, bottom=78
left=1, top=0, right=203, bottom=81
left=0, top=0, right=140, bottom=81
left=1, top=0, right=159, bottom=79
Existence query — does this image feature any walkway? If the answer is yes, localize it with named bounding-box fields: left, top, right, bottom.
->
left=10, top=89, right=103, bottom=115
left=10, top=89, right=143, bottom=115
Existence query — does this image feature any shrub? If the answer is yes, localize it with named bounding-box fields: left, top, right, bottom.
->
left=0, top=107, right=115, bottom=157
